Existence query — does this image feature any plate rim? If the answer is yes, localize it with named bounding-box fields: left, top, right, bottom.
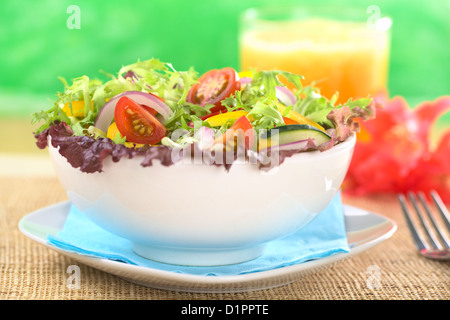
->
left=18, top=201, right=397, bottom=291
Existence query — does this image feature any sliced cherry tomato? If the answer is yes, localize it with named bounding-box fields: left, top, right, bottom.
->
left=141, top=105, right=158, bottom=116
left=114, top=96, right=167, bottom=145
left=187, top=67, right=240, bottom=113
left=214, top=116, right=254, bottom=150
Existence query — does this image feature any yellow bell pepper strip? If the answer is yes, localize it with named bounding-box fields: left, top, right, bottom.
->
left=282, top=116, right=298, bottom=125
left=238, top=70, right=253, bottom=78
left=276, top=102, right=327, bottom=133
left=106, top=122, right=120, bottom=140
left=205, top=110, right=251, bottom=127
left=63, top=100, right=94, bottom=118
left=106, top=122, right=145, bottom=148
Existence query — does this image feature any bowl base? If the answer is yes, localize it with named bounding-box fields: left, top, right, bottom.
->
left=132, top=243, right=265, bottom=266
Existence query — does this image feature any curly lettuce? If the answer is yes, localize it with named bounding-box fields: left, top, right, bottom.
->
left=31, top=58, right=200, bottom=136
left=33, top=59, right=376, bottom=173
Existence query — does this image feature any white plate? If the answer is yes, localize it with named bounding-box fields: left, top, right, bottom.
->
left=19, top=201, right=396, bottom=293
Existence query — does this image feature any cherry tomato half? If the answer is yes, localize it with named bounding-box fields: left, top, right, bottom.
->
left=114, top=96, right=167, bottom=145
left=187, top=67, right=240, bottom=113
left=141, top=105, right=158, bottom=116
left=214, top=115, right=254, bottom=150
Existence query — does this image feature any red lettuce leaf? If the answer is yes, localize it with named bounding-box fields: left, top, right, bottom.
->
left=319, top=103, right=376, bottom=151
left=35, top=122, right=175, bottom=173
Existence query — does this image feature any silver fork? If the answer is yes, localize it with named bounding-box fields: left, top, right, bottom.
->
left=398, top=190, right=450, bottom=261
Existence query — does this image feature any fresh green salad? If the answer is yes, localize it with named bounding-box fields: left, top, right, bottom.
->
left=33, top=58, right=374, bottom=172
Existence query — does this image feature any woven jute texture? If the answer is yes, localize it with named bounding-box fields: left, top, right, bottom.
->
left=1, top=176, right=449, bottom=300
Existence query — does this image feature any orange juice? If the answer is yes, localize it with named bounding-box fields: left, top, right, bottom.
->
left=240, top=13, right=391, bottom=104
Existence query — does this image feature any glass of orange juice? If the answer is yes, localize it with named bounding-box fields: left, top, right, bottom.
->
left=239, top=5, right=392, bottom=104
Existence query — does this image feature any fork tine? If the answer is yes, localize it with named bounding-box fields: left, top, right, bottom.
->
left=398, top=194, right=429, bottom=252
left=407, top=192, right=443, bottom=251
left=418, top=192, right=450, bottom=250
left=430, top=190, right=450, bottom=232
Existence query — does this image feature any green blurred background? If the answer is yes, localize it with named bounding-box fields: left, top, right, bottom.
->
left=0, top=0, right=449, bottom=152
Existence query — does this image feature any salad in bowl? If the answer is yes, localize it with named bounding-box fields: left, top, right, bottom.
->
left=33, top=59, right=374, bottom=266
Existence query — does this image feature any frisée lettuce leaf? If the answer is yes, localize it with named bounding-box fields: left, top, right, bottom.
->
left=33, top=58, right=376, bottom=173
left=292, top=84, right=373, bottom=128
left=32, top=59, right=199, bottom=135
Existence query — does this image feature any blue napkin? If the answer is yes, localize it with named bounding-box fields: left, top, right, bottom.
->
left=47, top=192, right=349, bottom=276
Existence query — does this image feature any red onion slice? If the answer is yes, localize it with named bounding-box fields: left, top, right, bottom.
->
left=276, top=86, right=297, bottom=106
left=94, top=91, right=173, bottom=132
left=194, top=126, right=215, bottom=150
left=239, top=77, right=252, bottom=86
left=241, top=78, right=296, bottom=106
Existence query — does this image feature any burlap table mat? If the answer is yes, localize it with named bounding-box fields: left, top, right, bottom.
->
left=1, top=176, right=449, bottom=300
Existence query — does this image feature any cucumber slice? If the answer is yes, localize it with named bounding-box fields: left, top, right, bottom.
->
left=260, top=124, right=331, bottom=147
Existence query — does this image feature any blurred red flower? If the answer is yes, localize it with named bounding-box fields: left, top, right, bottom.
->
left=343, top=92, right=450, bottom=204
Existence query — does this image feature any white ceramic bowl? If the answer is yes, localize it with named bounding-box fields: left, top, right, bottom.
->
left=48, top=134, right=356, bottom=266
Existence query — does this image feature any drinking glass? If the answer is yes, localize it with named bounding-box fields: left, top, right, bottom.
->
left=239, top=5, right=392, bottom=103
